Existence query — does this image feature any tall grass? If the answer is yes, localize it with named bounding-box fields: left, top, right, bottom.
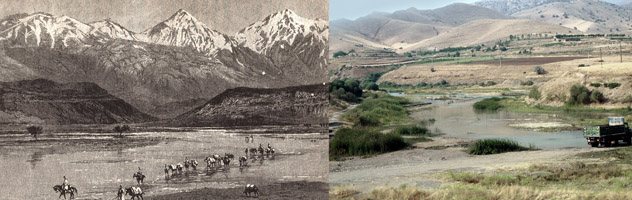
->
left=342, top=96, right=411, bottom=126
left=473, top=97, right=503, bottom=111
left=392, top=125, right=430, bottom=136
left=468, top=139, right=531, bottom=155
left=330, top=128, right=407, bottom=159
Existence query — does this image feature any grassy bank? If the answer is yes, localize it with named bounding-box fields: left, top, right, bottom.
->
left=342, top=95, right=411, bottom=127
left=331, top=146, right=632, bottom=200
left=468, top=139, right=534, bottom=155
left=329, top=128, right=407, bottom=160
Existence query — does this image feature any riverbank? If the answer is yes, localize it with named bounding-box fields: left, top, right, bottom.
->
left=150, top=181, right=327, bottom=200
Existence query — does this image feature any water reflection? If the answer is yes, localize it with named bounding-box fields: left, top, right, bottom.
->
left=27, top=151, right=44, bottom=169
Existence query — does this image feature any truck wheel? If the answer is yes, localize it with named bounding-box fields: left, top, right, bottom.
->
left=590, top=142, right=598, bottom=147
left=626, top=137, right=632, bottom=146
left=604, top=140, right=611, bottom=147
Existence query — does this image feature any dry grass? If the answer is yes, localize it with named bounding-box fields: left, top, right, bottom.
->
left=331, top=184, right=632, bottom=200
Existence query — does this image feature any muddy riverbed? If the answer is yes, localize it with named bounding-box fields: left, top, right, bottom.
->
left=0, top=128, right=327, bottom=199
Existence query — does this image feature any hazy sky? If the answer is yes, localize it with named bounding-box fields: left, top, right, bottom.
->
left=330, top=0, right=627, bottom=20
left=0, top=0, right=328, bottom=34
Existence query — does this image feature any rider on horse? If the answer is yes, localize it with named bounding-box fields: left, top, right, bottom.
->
left=61, top=176, right=70, bottom=192
left=136, top=167, right=143, bottom=177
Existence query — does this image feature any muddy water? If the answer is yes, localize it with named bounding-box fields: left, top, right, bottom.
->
left=395, top=94, right=587, bottom=149
left=0, top=130, right=327, bottom=199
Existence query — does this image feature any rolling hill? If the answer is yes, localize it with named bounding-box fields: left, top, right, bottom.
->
left=0, top=79, right=155, bottom=124
left=173, top=84, right=328, bottom=127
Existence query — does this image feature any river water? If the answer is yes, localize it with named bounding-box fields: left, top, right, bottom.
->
left=0, top=129, right=327, bottom=199
left=391, top=93, right=588, bottom=149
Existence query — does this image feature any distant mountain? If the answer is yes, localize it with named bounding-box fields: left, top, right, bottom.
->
left=399, top=19, right=578, bottom=52
left=0, top=9, right=327, bottom=116
left=329, top=3, right=511, bottom=54
left=511, top=0, right=632, bottom=33
left=0, top=79, right=155, bottom=124
left=173, top=84, right=328, bottom=127
left=475, top=0, right=572, bottom=15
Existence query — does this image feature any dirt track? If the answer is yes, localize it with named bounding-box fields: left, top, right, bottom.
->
left=467, top=56, right=584, bottom=66
left=329, top=137, right=604, bottom=194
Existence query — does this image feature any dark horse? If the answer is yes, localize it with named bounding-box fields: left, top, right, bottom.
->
left=53, top=185, right=78, bottom=199
left=126, top=186, right=144, bottom=200
left=133, top=172, right=145, bottom=184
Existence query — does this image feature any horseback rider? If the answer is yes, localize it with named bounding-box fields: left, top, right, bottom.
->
left=117, top=185, right=125, bottom=200
left=61, top=176, right=69, bottom=192
left=136, top=167, right=143, bottom=176
left=267, top=143, right=271, bottom=149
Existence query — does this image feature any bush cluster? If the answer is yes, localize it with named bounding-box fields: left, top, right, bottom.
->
left=330, top=128, right=407, bottom=158
left=468, top=139, right=531, bottom=155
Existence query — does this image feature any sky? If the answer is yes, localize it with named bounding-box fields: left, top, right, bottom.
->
left=330, top=0, right=628, bottom=21
left=0, top=0, right=328, bottom=34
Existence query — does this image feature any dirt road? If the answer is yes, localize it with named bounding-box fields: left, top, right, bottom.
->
left=329, top=137, right=603, bottom=193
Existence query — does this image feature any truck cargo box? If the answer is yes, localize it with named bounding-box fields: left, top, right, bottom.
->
left=583, top=125, right=627, bottom=137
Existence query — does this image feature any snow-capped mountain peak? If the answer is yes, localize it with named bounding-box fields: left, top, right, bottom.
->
left=0, top=13, right=91, bottom=48
left=235, top=9, right=328, bottom=54
left=138, top=9, right=233, bottom=55
left=90, top=19, right=137, bottom=41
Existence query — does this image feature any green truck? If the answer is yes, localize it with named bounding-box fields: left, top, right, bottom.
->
left=583, top=117, right=632, bottom=147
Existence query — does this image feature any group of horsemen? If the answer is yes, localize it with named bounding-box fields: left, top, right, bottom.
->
left=60, top=143, right=274, bottom=199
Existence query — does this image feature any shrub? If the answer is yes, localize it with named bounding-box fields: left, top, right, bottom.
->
left=520, top=80, right=534, bottom=86
left=417, top=82, right=428, bottom=87
left=473, top=98, right=503, bottom=111
left=567, top=84, right=591, bottom=105
left=589, top=83, right=601, bottom=87
left=430, top=67, right=436, bottom=72
left=333, top=51, right=348, bottom=58
left=605, top=82, right=621, bottom=89
left=534, top=66, right=546, bottom=75
left=330, top=128, right=407, bottom=158
left=486, top=81, right=497, bottom=86
left=590, top=90, right=605, bottom=103
left=528, top=86, right=541, bottom=100
left=330, top=78, right=363, bottom=102
left=468, top=139, right=531, bottom=155
left=392, top=125, right=430, bottom=136
left=26, top=125, right=43, bottom=140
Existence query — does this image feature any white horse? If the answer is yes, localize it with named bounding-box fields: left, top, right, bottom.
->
left=125, top=186, right=144, bottom=200
left=205, top=157, right=217, bottom=169
left=239, top=156, right=248, bottom=167
left=244, top=184, right=259, bottom=197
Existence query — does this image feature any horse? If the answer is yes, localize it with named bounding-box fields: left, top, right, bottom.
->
left=53, top=185, right=78, bottom=199
left=125, top=186, right=144, bottom=200
left=265, top=147, right=275, bottom=155
left=249, top=148, right=258, bottom=155
left=188, top=159, right=198, bottom=170
left=244, top=184, right=259, bottom=197
left=133, top=172, right=145, bottom=184
left=239, top=156, right=248, bottom=167
left=176, top=163, right=184, bottom=173
left=225, top=153, right=235, bottom=160
left=258, top=146, right=264, bottom=155
left=222, top=156, right=231, bottom=167
left=205, top=157, right=217, bottom=169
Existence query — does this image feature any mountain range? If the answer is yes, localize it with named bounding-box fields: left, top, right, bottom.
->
left=330, top=0, right=631, bottom=54
left=0, top=9, right=328, bottom=119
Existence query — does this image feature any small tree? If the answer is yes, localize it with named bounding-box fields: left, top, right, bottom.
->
left=528, top=86, right=541, bottom=100
left=590, top=90, right=604, bottom=103
left=534, top=66, right=546, bottom=75
left=26, top=125, right=43, bottom=140
left=113, top=125, right=131, bottom=137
